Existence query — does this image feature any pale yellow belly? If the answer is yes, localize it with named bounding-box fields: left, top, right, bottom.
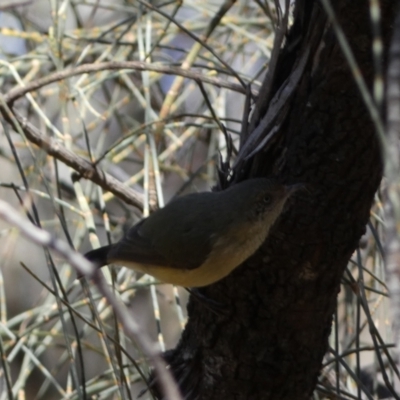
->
left=120, top=260, right=232, bottom=287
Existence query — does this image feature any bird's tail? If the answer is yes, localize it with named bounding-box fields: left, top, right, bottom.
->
left=78, top=245, right=112, bottom=279
left=85, top=245, right=112, bottom=266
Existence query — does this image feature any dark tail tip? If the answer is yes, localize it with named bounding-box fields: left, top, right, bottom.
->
left=78, top=245, right=112, bottom=279
left=85, top=245, right=112, bottom=266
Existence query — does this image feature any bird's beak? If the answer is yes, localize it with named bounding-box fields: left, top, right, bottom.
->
left=284, top=183, right=305, bottom=197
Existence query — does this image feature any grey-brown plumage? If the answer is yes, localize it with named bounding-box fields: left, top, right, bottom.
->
left=84, top=178, right=300, bottom=287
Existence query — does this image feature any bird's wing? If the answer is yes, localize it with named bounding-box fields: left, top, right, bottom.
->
left=108, top=191, right=224, bottom=270
left=110, top=196, right=217, bottom=270
left=139, top=198, right=215, bottom=270
left=107, top=220, right=172, bottom=267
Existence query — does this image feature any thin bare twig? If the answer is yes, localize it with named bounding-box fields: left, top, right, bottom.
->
left=384, top=2, right=400, bottom=369
left=0, top=103, right=145, bottom=210
left=0, top=199, right=182, bottom=400
left=3, top=60, right=254, bottom=106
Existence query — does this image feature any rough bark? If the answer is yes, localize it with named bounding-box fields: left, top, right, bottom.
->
left=160, top=1, right=396, bottom=399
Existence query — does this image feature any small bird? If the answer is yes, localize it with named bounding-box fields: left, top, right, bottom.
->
left=84, top=178, right=300, bottom=287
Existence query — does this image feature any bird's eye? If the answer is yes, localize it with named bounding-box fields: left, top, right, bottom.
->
left=263, top=195, right=272, bottom=204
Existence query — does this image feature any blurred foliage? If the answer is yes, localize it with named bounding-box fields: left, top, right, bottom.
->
left=0, top=0, right=397, bottom=399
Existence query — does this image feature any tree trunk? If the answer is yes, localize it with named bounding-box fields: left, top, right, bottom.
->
left=160, top=1, right=396, bottom=399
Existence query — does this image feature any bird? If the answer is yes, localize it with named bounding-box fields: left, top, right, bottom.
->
left=84, top=178, right=300, bottom=287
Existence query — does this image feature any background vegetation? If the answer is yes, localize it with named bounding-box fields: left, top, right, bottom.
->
left=0, top=0, right=398, bottom=399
